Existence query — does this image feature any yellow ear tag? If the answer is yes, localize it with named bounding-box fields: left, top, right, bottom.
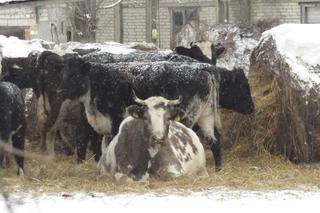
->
left=174, top=115, right=181, bottom=122
left=132, top=112, right=139, bottom=118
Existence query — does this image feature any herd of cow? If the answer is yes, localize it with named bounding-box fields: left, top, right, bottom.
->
left=0, top=42, right=254, bottom=181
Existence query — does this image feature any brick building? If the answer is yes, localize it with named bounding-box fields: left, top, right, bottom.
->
left=0, top=0, right=319, bottom=49
left=0, top=0, right=78, bottom=42
left=97, top=0, right=320, bottom=49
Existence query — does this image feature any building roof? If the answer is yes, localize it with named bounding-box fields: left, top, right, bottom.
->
left=0, top=0, right=32, bottom=4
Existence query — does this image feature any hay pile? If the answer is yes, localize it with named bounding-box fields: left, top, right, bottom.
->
left=222, top=24, right=320, bottom=163
left=2, top=147, right=320, bottom=195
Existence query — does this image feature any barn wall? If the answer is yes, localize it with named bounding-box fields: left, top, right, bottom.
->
left=0, top=0, right=73, bottom=42
left=229, top=0, right=320, bottom=24
left=158, top=0, right=218, bottom=49
left=96, top=0, right=115, bottom=42
left=96, top=0, right=219, bottom=49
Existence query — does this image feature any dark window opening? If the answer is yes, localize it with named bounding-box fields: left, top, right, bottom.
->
left=171, top=7, right=199, bottom=48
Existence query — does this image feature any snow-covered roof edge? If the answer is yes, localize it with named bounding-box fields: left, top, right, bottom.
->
left=0, top=0, right=32, bottom=5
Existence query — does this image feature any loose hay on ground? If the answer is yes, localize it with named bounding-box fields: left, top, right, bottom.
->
left=1, top=145, right=320, bottom=196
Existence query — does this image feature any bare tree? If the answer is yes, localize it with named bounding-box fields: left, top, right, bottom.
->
left=67, top=0, right=123, bottom=42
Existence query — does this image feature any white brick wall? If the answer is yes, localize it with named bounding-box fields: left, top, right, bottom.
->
left=122, top=4, right=146, bottom=43
left=96, top=0, right=219, bottom=49
left=96, top=0, right=115, bottom=42
left=228, top=0, right=317, bottom=24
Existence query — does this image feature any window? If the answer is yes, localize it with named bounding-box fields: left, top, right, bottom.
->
left=171, top=7, right=199, bottom=48
left=300, top=2, right=320, bottom=23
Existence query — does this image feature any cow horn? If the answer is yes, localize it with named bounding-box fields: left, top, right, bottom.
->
left=167, top=96, right=182, bottom=105
left=132, top=90, right=146, bottom=105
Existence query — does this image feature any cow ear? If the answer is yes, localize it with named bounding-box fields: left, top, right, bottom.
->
left=81, top=62, right=91, bottom=75
left=173, top=107, right=186, bottom=122
left=128, top=105, right=144, bottom=119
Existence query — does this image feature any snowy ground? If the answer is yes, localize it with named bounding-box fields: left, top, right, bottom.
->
left=1, top=188, right=320, bottom=213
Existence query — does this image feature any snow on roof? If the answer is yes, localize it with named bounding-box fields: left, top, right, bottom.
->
left=0, top=35, right=44, bottom=58
left=260, top=24, right=320, bottom=89
left=0, top=0, right=30, bottom=4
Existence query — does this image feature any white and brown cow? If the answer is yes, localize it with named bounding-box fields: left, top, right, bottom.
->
left=97, top=95, right=208, bottom=181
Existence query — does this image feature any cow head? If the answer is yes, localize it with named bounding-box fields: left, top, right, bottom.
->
left=218, top=68, right=255, bottom=114
left=127, top=93, right=185, bottom=155
left=57, top=55, right=91, bottom=100
left=175, top=42, right=212, bottom=64
left=0, top=57, right=31, bottom=88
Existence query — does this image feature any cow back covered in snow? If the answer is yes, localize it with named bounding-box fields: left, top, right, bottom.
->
left=98, top=96, right=207, bottom=181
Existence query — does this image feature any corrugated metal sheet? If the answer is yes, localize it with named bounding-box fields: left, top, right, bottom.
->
left=307, top=7, right=320, bottom=24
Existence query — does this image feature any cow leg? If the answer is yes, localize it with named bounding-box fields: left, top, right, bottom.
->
left=89, top=130, right=102, bottom=162
left=76, top=122, right=90, bottom=163
left=210, top=128, right=221, bottom=172
left=0, top=139, right=7, bottom=169
left=45, top=129, right=56, bottom=159
left=11, top=129, right=25, bottom=176
left=75, top=105, right=91, bottom=163
left=111, top=117, right=123, bottom=142
left=197, top=110, right=222, bottom=172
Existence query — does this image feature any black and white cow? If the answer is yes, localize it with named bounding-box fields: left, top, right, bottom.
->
left=0, top=82, right=25, bottom=175
left=58, top=57, right=222, bottom=170
left=1, top=51, right=101, bottom=162
left=98, top=95, right=207, bottom=181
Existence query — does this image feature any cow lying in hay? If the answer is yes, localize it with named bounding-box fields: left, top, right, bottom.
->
left=98, top=95, right=208, bottom=181
left=0, top=82, right=25, bottom=175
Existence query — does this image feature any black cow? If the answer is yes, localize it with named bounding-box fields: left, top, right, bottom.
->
left=175, top=42, right=225, bottom=65
left=58, top=57, right=224, bottom=170
left=82, top=50, right=197, bottom=64
left=82, top=50, right=253, bottom=114
left=0, top=82, right=25, bottom=175
left=1, top=52, right=101, bottom=162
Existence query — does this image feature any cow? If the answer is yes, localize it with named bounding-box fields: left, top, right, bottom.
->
left=0, top=82, right=25, bottom=175
left=97, top=95, right=207, bottom=181
left=58, top=57, right=224, bottom=170
left=81, top=50, right=254, bottom=115
left=82, top=50, right=197, bottom=64
left=175, top=41, right=225, bottom=65
left=0, top=51, right=101, bottom=162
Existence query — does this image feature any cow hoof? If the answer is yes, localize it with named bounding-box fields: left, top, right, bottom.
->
left=76, top=159, right=84, bottom=164
left=215, top=167, right=222, bottom=173
left=17, top=168, right=25, bottom=176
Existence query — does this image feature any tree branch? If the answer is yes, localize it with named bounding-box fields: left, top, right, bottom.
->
left=99, top=0, right=123, bottom=9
